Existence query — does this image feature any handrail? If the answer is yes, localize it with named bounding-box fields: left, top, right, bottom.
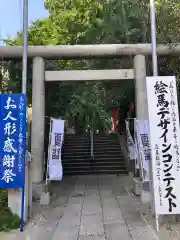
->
left=90, top=130, right=94, bottom=159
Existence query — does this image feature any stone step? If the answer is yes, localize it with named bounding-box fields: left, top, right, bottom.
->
left=63, top=169, right=127, bottom=175
left=62, top=148, right=91, bottom=153
left=62, top=134, right=126, bottom=175
left=63, top=162, right=126, bottom=167
left=62, top=158, right=125, bottom=163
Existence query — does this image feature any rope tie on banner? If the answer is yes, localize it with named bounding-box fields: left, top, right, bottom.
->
left=26, top=150, right=33, bottom=162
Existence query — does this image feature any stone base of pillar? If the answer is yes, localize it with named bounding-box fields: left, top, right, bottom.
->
left=128, top=161, right=135, bottom=175
left=140, top=189, right=150, bottom=204
left=32, top=182, right=45, bottom=200
left=139, top=182, right=151, bottom=215
left=8, top=189, right=28, bottom=222
left=132, top=177, right=141, bottom=196
left=40, top=191, right=51, bottom=206
left=129, top=172, right=134, bottom=180
left=140, top=181, right=151, bottom=204
left=158, top=214, right=180, bottom=226
left=128, top=172, right=134, bottom=186
left=8, top=162, right=29, bottom=222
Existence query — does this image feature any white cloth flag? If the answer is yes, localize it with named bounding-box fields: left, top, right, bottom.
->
left=125, top=120, right=137, bottom=161
left=48, top=118, right=64, bottom=181
left=135, top=120, right=151, bottom=181
left=133, top=120, right=139, bottom=169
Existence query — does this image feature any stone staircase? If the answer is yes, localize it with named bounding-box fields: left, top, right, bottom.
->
left=93, top=133, right=127, bottom=174
left=62, top=133, right=127, bottom=175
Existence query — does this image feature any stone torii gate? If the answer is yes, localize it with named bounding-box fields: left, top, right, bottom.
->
left=1, top=43, right=180, bottom=219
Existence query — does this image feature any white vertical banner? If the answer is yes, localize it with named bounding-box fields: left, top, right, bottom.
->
left=125, top=120, right=137, bottom=161
left=47, top=118, right=64, bottom=181
left=146, top=76, right=180, bottom=215
left=134, top=120, right=140, bottom=170
left=135, top=119, right=151, bottom=181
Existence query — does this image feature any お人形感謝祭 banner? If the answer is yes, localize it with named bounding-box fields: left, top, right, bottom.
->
left=0, top=94, right=26, bottom=188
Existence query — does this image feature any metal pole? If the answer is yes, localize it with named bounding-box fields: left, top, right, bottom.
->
left=150, top=0, right=158, bottom=76
left=20, top=0, right=28, bottom=232
left=150, top=0, right=158, bottom=216
left=22, top=0, right=28, bottom=93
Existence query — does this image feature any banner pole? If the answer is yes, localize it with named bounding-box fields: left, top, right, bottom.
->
left=20, top=185, right=25, bottom=232
left=150, top=0, right=158, bottom=76
left=45, top=117, right=52, bottom=190
left=155, top=215, right=159, bottom=232
left=20, top=0, right=28, bottom=232
left=22, top=0, right=28, bottom=94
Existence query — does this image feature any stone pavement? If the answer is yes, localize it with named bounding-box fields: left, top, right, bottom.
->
left=0, top=175, right=159, bottom=240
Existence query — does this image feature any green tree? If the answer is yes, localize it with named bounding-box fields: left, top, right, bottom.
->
left=4, top=0, right=180, bottom=130
left=66, top=82, right=112, bottom=131
left=44, top=0, right=103, bottom=44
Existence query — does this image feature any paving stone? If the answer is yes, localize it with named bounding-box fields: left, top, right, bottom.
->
left=86, top=189, right=99, bottom=195
left=100, top=197, right=118, bottom=206
left=116, top=195, right=145, bottom=224
left=103, top=207, right=125, bottom=224
left=99, top=190, right=113, bottom=198
left=52, top=182, right=85, bottom=240
left=85, top=195, right=100, bottom=200
left=79, top=234, right=106, bottom=240
left=82, top=201, right=102, bottom=216
left=52, top=221, right=79, bottom=240
left=51, top=195, right=69, bottom=207
left=104, top=222, right=132, bottom=240
left=80, top=215, right=104, bottom=236
left=65, top=197, right=84, bottom=207
left=1, top=175, right=160, bottom=240
left=116, top=190, right=159, bottom=240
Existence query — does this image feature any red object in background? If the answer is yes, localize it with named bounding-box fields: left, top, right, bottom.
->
left=130, top=102, right=134, bottom=115
left=112, top=108, right=119, bottom=130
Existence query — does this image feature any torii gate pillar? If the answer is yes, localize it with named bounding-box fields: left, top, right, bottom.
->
left=134, top=55, right=148, bottom=120
left=134, top=54, right=151, bottom=204
left=31, top=57, right=45, bottom=198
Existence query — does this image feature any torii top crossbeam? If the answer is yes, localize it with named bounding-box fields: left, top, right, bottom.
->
left=0, top=44, right=180, bottom=60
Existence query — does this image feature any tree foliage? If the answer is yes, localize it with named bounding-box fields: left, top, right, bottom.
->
left=3, top=0, right=180, bottom=130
